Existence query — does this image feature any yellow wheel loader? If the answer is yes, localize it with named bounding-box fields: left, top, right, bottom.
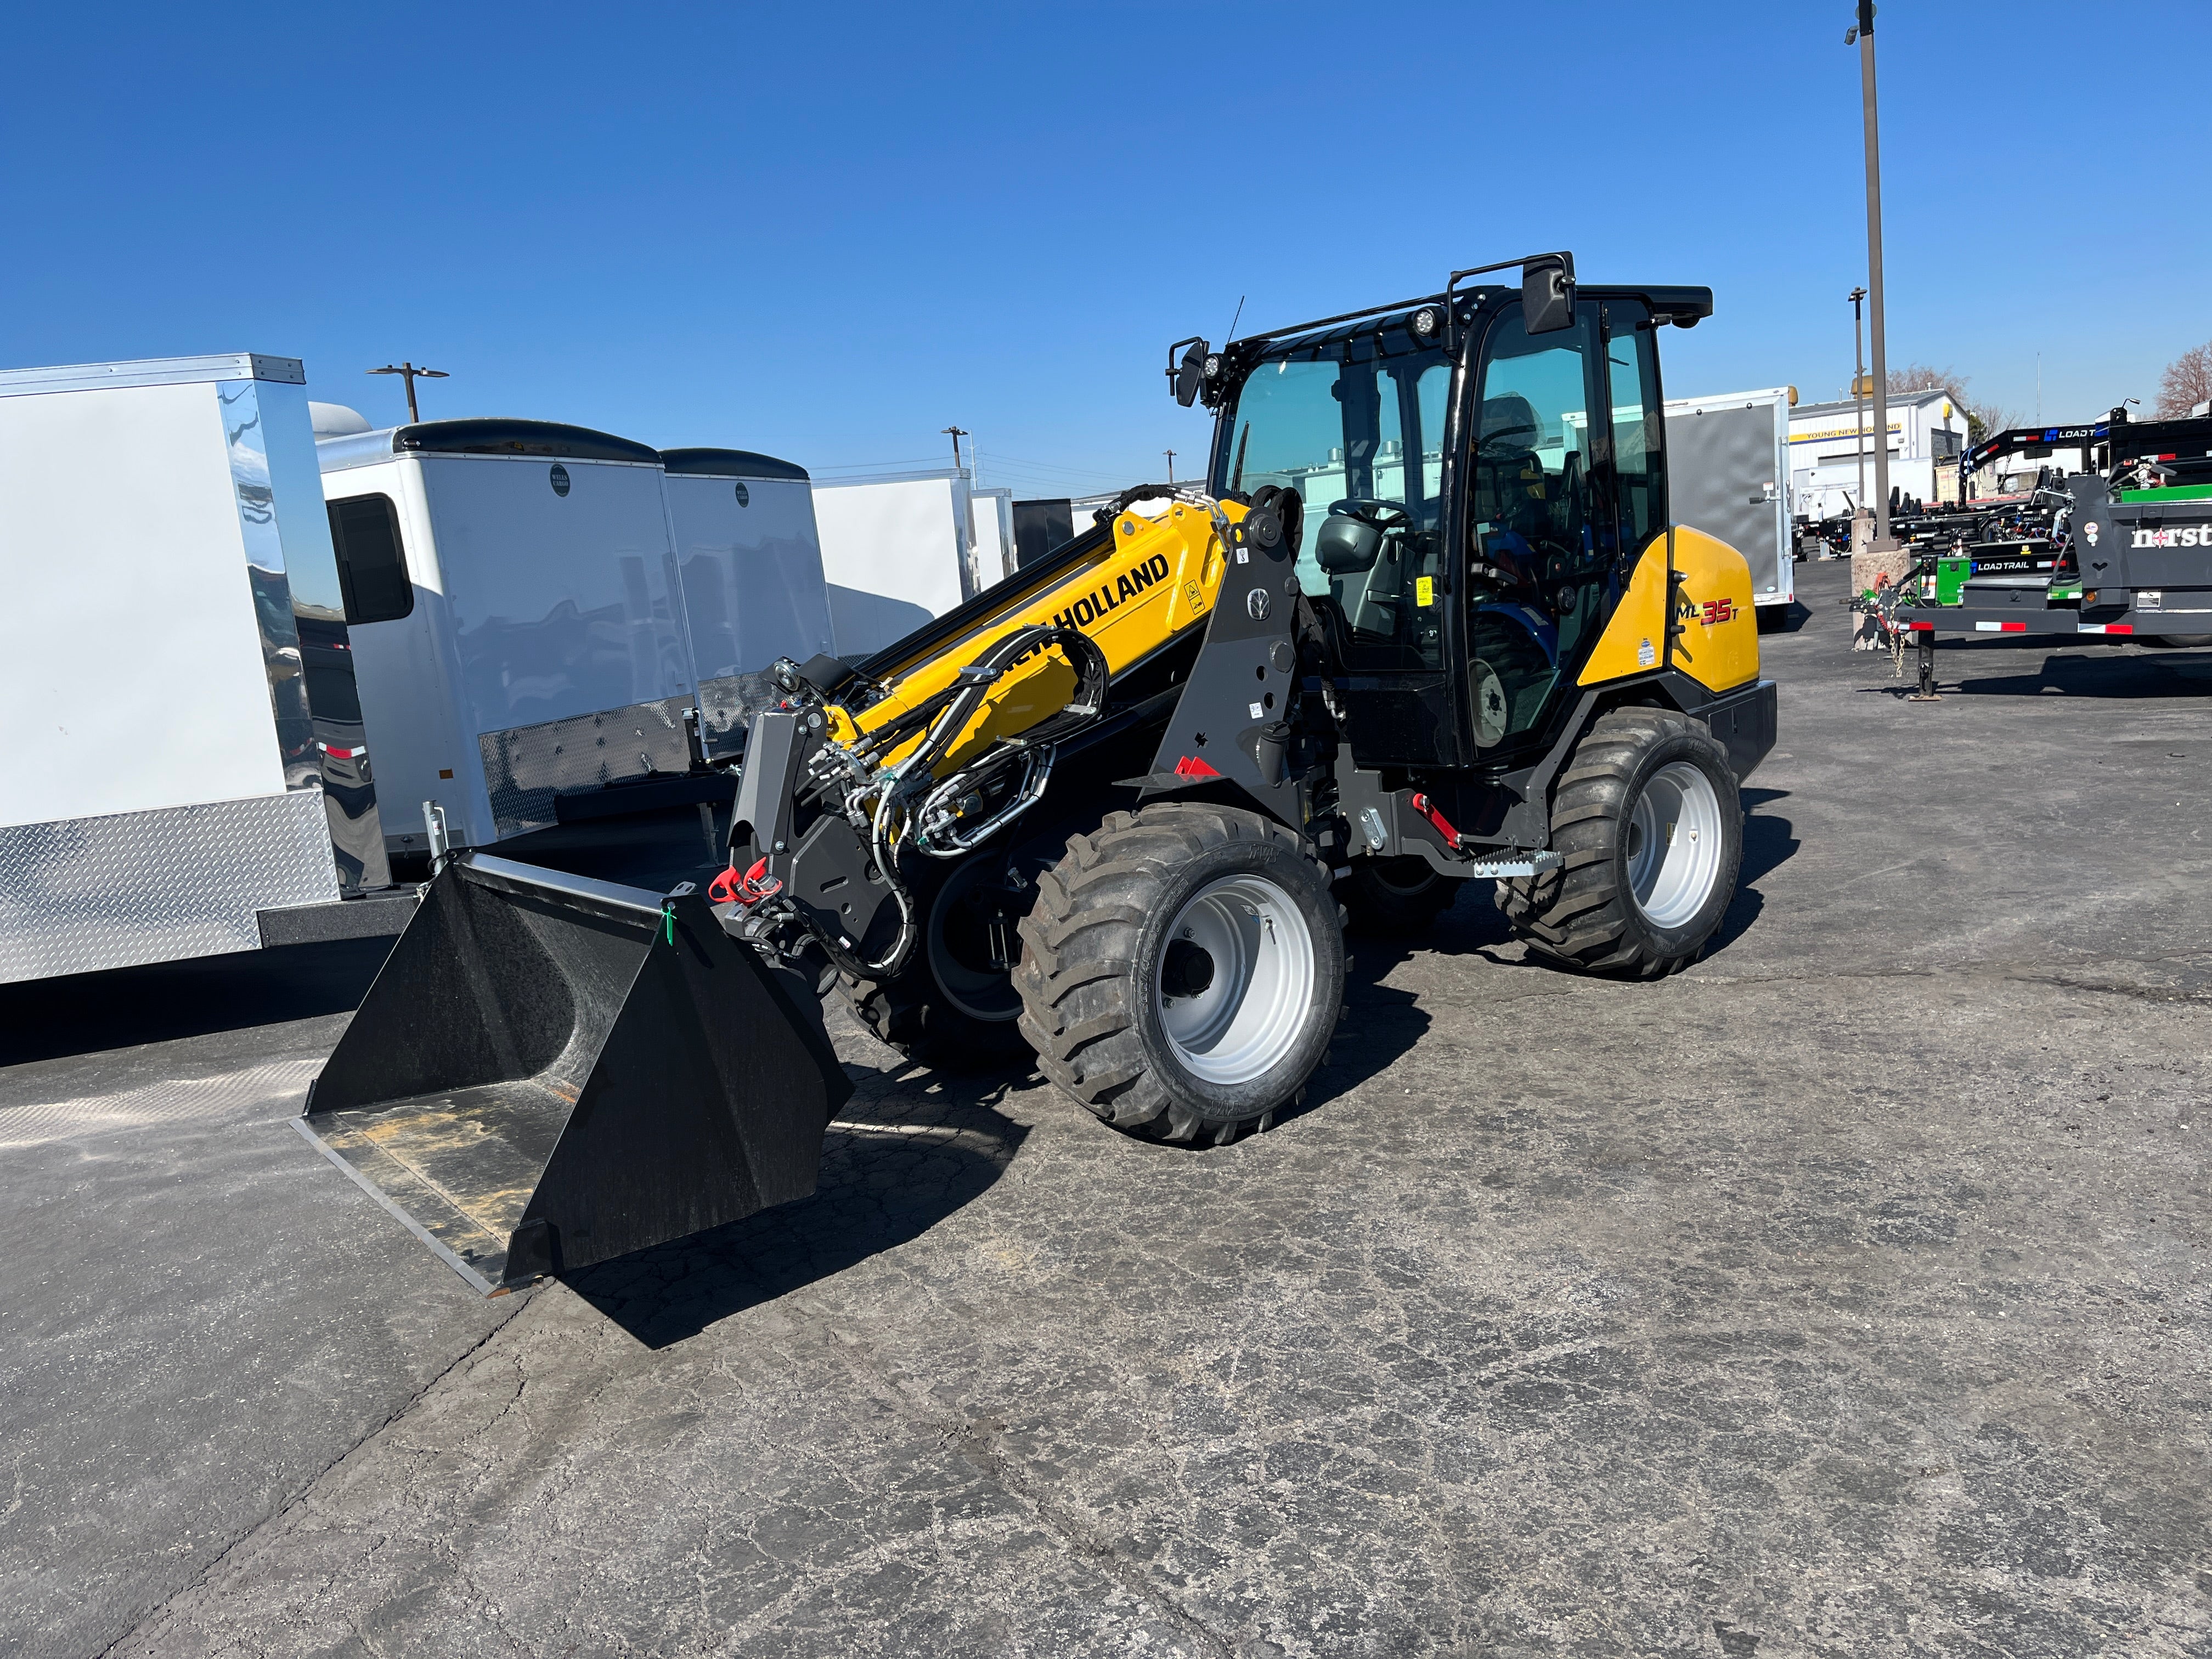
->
left=300, top=253, right=1776, bottom=1292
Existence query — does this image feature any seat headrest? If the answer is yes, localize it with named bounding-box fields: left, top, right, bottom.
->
left=1481, top=394, right=1540, bottom=444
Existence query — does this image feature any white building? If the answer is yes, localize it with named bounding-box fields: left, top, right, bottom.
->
left=1788, top=387, right=1971, bottom=518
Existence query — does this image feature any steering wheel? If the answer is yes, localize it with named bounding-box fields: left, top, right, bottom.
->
left=1474, top=424, right=1537, bottom=455
left=1328, top=498, right=1410, bottom=530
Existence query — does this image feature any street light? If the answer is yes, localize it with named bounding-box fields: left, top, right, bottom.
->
left=368, top=362, right=448, bottom=424
left=1845, top=1, right=1892, bottom=550
left=1849, top=285, right=1868, bottom=535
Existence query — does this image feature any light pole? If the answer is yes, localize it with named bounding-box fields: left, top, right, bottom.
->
left=1846, top=1, right=1892, bottom=549
left=1849, top=285, right=1867, bottom=535
left=943, top=426, right=976, bottom=572
left=368, top=362, right=447, bottom=424
left=1164, top=449, right=1176, bottom=485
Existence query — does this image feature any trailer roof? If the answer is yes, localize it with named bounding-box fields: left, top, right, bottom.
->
left=0, top=353, right=304, bottom=397
left=660, top=447, right=810, bottom=482
left=390, top=418, right=661, bottom=465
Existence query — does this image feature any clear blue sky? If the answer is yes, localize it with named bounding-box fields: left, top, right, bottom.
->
left=7, top=2, right=2208, bottom=499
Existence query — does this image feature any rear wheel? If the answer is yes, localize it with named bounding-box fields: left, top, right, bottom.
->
left=1496, top=706, right=1742, bottom=977
left=2148, top=634, right=2212, bottom=648
left=840, top=851, right=1033, bottom=1070
left=1013, top=803, right=1344, bottom=1145
left=1340, top=854, right=1465, bottom=935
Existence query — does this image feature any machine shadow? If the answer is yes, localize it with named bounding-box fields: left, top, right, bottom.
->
left=1940, top=649, right=2212, bottom=700
left=567, top=1069, right=1028, bottom=1348
left=1708, top=788, right=1794, bottom=956
left=1286, top=888, right=1516, bottom=1121
left=0, top=936, right=394, bottom=1066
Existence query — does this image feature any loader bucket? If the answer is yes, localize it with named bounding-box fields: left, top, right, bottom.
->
left=297, top=852, right=851, bottom=1293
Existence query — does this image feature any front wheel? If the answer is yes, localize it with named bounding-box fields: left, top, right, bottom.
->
left=839, top=851, right=1034, bottom=1071
left=1496, top=706, right=1743, bottom=977
left=1013, top=804, right=1345, bottom=1145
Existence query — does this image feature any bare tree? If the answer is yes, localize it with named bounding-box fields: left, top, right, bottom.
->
left=1881, top=363, right=2015, bottom=445
left=2156, top=341, right=2212, bottom=417
left=1966, top=402, right=2029, bottom=445
left=1886, top=362, right=1962, bottom=396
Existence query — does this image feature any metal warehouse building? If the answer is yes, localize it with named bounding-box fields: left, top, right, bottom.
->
left=1788, top=386, right=1971, bottom=518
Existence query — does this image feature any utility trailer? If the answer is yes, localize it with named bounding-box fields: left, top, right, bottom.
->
left=1664, top=387, right=1794, bottom=618
left=318, top=419, right=725, bottom=859
left=0, top=354, right=404, bottom=983
left=1888, top=472, right=2212, bottom=691
left=661, top=447, right=839, bottom=758
left=810, top=469, right=990, bottom=655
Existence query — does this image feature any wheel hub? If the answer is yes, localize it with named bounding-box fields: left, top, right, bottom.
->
left=1154, top=873, right=1314, bottom=1086
left=1160, top=937, right=1216, bottom=1000
left=1626, top=760, right=1724, bottom=930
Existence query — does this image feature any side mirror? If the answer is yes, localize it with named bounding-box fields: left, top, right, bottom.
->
left=1521, top=257, right=1576, bottom=335
left=1173, top=341, right=1209, bottom=408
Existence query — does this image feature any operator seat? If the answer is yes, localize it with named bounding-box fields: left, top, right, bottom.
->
left=1471, top=394, right=1546, bottom=596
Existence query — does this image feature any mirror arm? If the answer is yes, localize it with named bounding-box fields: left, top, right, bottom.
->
left=1444, top=251, right=1576, bottom=348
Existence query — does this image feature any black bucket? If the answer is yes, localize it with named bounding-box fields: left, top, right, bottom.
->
left=297, top=853, right=851, bottom=1293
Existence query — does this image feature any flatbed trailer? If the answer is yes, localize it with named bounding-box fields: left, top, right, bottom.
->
left=1888, top=475, right=2212, bottom=691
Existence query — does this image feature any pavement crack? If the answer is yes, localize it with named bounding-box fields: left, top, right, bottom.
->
left=96, top=1289, right=534, bottom=1657
left=946, top=1417, right=1241, bottom=1659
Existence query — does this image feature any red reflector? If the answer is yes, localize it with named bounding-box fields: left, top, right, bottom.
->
left=2108, top=624, right=2134, bottom=634
left=1909, top=622, right=1934, bottom=631
left=1173, top=755, right=1221, bottom=779
left=1999, top=622, right=2026, bottom=631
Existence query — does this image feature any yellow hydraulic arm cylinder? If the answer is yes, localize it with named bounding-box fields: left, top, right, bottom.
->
left=825, top=496, right=1241, bottom=782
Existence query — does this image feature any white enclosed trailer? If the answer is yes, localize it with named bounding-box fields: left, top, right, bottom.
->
left=810, top=469, right=980, bottom=656
left=1664, top=387, right=1795, bottom=614
left=317, top=419, right=701, bottom=851
left=661, top=448, right=837, bottom=757
left=0, top=354, right=398, bottom=984
left=970, top=487, right=1015, bottom=589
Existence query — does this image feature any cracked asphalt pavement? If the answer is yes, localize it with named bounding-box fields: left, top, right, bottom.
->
left=2, top=559, right=2207, bottom=1657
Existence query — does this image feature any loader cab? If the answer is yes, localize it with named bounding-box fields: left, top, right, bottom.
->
left=1207, top=279, right=1692, bottom=772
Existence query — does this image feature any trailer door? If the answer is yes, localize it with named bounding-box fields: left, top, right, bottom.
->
left=1665, top=397, right=1790, bottom=608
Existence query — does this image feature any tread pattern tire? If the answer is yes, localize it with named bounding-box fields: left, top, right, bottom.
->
left=837, top=963, right=1033, bottom=1073
left=1012, top=803, right=1344, bottom=1146
left=1341, top=855, right=1465, bottom=936
left=1496, top=706, right=1743, bottom=978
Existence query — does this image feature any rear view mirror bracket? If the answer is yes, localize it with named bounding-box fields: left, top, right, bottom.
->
left=1167, top=337, right=1210, bottom=408
left=1443, top=250, right=1578, bottom=350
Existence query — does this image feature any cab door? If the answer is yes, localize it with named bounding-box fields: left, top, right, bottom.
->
left=1458, top=301, right=1613, bottom=761
left=1321, top=347, right=1463, bottom=768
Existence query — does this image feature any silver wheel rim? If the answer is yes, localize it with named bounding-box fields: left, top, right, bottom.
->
left=1154, top=873, right=1314, bottom=1086
left=1625, top=760, right=1724, bottom=930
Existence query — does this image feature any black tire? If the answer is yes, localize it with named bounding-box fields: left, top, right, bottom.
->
left=2148, top=634, right=2212, bottom=649
left=838, top=852, right=1034, bottom=1071
left=1340, top=855, right=1465, bottom=936
left=1013, top=803, right=1345, bottom=1146
left=1495, top=706, right=1743, bottom=978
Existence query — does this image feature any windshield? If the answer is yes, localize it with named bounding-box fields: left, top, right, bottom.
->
left=1214, top=337, right=1451, bottom=596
